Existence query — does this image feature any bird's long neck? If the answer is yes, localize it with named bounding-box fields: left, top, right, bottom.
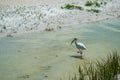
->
left=75, top=41, right=77, bottom=45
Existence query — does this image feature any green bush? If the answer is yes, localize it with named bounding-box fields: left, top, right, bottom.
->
left=85, top=1, right=94, bottom=6
left=87, top=9, right=100, bottom=13
left=63, top=4, right=75, bottom=9
left=75, top=6, right=83, bottom=10
left=95, top=2, right=101, bottom=7
left=104, top=2, right=107, bottom=5
left=61, top=4, right=83, bottom=10
left=85, top=1, right=101, bottom=7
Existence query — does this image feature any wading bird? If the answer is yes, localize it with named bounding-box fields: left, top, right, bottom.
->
left=71, top=38, right=86, bottom=57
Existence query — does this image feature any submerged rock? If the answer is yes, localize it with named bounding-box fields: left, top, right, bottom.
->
left=44, top=75, right=48, bottom=77
left=6, top=34, right=13, bottom=37
left=18, top=74, right=30, bottom=79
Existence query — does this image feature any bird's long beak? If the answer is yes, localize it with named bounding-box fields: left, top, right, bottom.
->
left=71, top=39, right=75, bottom=45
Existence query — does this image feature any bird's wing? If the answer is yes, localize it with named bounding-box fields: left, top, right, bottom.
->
left=77, top=42, right=87, bottom=50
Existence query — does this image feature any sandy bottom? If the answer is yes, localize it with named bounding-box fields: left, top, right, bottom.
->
left=0, top=18, right=120, bottom=80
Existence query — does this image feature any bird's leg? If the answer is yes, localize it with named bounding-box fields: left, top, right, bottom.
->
left=80, top=51, right=83, bottom=57
left=79, top=50, right=83, bottom=57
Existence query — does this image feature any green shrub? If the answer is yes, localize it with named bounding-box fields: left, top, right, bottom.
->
left=61, top=4, right=83, bottom=10
left=74, top=6, right=83, bottom=10
left=63, top=4, right=75, bottom=9
left=95, top=2, right=101, bottom=7
left=85, top=1, right=101, bottom=7
left=85, top=1, right=94, bottom=6
left=87, top=9, right=100, bottom=13
left=104, top=2, right=107, bottom=5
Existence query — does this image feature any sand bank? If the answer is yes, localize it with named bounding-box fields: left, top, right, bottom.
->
left=0, top=0, right=120, bottom=37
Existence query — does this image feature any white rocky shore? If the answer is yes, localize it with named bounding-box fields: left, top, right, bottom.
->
left=0, top=0, right=120, bottom=37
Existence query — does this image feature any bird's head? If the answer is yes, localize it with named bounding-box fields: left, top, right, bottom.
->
left=71, top=38, right=77, bottom=45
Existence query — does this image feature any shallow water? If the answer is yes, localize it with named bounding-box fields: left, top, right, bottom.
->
left=0, top=18, right=120, bottom=80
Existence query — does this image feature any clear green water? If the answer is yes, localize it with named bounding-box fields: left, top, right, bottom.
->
left=0, top=18, right=120, bottom=80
